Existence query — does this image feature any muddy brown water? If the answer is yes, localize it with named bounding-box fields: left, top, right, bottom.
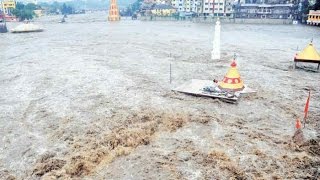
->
left=0, top=12, right=319, bottom=179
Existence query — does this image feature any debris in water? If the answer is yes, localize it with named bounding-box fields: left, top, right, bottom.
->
left=173, top=58, right=256, bottom=103
left=293, top=119, right=304, bottom=145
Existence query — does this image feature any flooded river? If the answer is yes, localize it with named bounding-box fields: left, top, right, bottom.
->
left=0, top=12, right=319, bottom=179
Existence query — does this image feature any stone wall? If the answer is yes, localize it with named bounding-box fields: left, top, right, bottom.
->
left=232, top=18, right=293, bottom=24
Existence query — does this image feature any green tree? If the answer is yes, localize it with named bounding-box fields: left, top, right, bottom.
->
left=313, top=0, right=320, bottom=10
left=11, top=2, right=37, bottom=21
left=62, top=3, right=67, bottom=14
left=50, top=1, right=60, bottom=14
left=131, top=0, right=143, bottom=13
left=61, top=3, right=74, bottom=15
left=15, top=2, right=25, bottom=10
left=301, top=0, right=310, bottom=14
left=25, top=3, right=37, bottom=10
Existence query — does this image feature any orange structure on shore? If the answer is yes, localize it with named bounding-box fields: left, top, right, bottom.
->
left=108, top=0, right=120, bottom=21
left=218, top=59, right=244, bottom=92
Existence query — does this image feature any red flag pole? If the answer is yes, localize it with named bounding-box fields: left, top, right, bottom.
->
left=303, top=90, right=311, bottom=128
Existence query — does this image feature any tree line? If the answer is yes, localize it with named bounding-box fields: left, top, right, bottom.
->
left=11, top=3, right=38, bottom=21
left=121, top=0, right=143, bottom=16
left=313, top=0, right=320, bottom=10
left=38, top=2, right=74, bottom=15
left=11, top=2, right=75, bottom=21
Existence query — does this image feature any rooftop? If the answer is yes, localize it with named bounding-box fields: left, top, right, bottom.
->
left=153, top=4, right=176, bottom=10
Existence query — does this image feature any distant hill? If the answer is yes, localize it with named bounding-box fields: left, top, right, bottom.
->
left=35, top=0, right=137, bottom=10
left=118, top=0, right=136, bottom=8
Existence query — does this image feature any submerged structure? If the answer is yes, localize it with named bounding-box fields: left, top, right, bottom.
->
left=173, top=58, right=254, bottom=103
left=218, top=59, right=244, bottom=92
left=59, top=16, right=66, bottom=23
left=0, top=11, right=7, bottom=33
left=11, top=23, right=43, bottom=33
left=0, top=16, right=7, bottom=33
left=0, top=22, right=7, bottom=33
left=294, top=42, right=320, bottom=70
left=293, top=119, right=304, bottom=144
left=108, top=0, right=120, bottom=21
left=211, top=19, right=221, bottom=60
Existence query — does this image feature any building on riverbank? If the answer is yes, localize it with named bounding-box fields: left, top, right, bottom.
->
left=34, top=9, right=45, bottom=17
left=235, top=3, right=294, bottom=19
left=0, top=0, right=15, bottom=15
left=0, top=1, right=16, bottom=22
left=141, top=0, right=295, bottom=20
left=151, top=4, right=177, bottom=16
left=307, top=10, right=320, bottom=26
left=170, top=0, right=234, bottom=16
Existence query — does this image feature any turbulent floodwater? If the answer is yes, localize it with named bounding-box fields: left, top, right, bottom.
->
left=0, top=12, right=320, bottom=179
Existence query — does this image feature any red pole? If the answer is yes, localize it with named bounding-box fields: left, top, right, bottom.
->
left=303, top=90, right=311, bottom=128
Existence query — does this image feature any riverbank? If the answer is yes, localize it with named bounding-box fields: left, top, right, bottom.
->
left=0, top=13, right=319, bottom=179
left=139, top=16, right=293, bottom=24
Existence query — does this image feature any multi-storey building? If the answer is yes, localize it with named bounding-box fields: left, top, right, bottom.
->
left=171, top=0, right=186, bottom=12
left=235, top=3, right=294, bottom=19
left=170, top=0, right=212, bottom=14
left=171, top=0, right=234, bottom=16
left=184, top=0, right=202, bottom=12
left=1, top=0, right=16, bottom=15
left=151, top=4, right=177, bottom=16
left=201, top=0, right=214, bottom=15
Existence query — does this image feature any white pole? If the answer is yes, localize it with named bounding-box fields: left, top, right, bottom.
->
left=211, top=18, right=221, bottom=60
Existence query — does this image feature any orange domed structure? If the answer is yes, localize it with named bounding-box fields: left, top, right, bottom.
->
left=218, top=59, right=244, bottom=92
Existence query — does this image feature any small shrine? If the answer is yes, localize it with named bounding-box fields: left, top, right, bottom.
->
left=294, top=41, right=320, bottom=71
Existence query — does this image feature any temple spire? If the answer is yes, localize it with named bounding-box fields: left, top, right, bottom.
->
left=108, top=0, right=120, bottom=21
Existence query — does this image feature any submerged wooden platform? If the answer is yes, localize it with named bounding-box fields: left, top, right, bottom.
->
left=11, top=29, right=43, bottom=33
left=172, top=79, right=256, bottom=103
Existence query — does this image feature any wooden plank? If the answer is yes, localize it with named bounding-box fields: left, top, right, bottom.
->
left=173, top=79, right=256, bottom=95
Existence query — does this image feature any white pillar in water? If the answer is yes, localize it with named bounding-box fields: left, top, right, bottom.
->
left=211, top=18, right=221, bottom=60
